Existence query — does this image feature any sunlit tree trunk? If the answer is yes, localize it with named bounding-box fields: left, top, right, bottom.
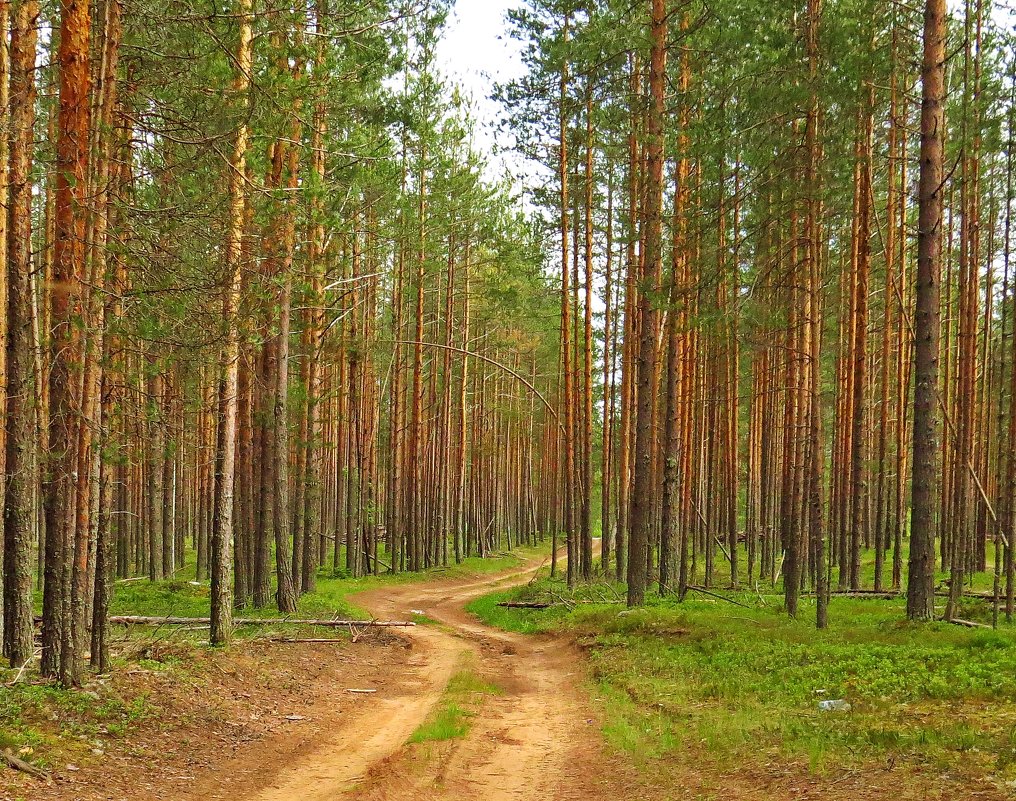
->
left=211, top=0, right=253, bottom=645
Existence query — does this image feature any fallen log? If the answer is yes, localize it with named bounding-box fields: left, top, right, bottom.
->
left=496, top=601, right=552, bottom=609
left=684, top=586, right=752, bottom=609
left=934, top=590, right=996, bottom=600
left=105, top=616, right=416, bottom=628
left=944, top=617, right=992, bottom=629
left=262, top=637, right=349, bottom=644
left=828, top=590, right=899, bottom=599
left=2, top=749, right=49, bottom=781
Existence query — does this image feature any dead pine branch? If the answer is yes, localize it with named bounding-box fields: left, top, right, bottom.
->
left=2, top=749, right=49, bottom=781
left=102, top=616, right=417, bottom=628
left=684, top=585, right=753, bottom=609
left=5, top=649, right=39, bottom=687
left=944, top=617, right=992, bottom=629
left=263, top=637, right=348, bottom=644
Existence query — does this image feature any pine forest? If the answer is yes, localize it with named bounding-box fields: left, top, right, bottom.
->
left=3, top=0, right=1016, bottom=799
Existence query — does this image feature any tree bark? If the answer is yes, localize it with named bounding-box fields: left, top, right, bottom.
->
left=627, top=0, right=667, bottom=607
left=908, top=0, right=946, bottom=621
left=211, top=0, right=253, bottom=645
left=2, top=0, right=38, bottom=668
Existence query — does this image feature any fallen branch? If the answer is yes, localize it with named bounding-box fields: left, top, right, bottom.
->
left=5, top=649, right=39, bottom=687
left=103, top=616, right=416, bottom=628
left=828, top=590, right=899, bottom=599
left=264, top=637, right=348, bottom=644
left=684, top=585, right=752, bottom=609
left=2, top=749, right=48, bottom=781
left=496, top=601, right=552, bottom=609
left=934, top=590, right=996, bottom=600
left=944, top=617, right=992, bottom=629
left=549, top=591, right=577, bottom=610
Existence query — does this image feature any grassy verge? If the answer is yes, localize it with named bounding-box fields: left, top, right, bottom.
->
left=468, top=564, right=1016, bottom=792
left=410, top=667, right=501, bottom=743
left=0, top=682, right=152, bottom=770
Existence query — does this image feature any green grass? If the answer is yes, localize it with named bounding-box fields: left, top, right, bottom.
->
left=469, top=557, right=1016, bottom=788
left=466, top=586, right=571, bottom=634
left=409, top=668, right=501, bottom=743
left=409, top=702, right=472, bottom=742
left=0, top=681, right=152, bottom=771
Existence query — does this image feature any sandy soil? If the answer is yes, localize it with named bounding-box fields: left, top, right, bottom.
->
left=246, top=561, right=632, bottom=801
left=3, top=558, right=637, bottom=801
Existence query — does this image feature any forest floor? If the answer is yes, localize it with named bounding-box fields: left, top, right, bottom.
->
left=471, top=572, right=1016, bottom=801
left=1, top=551, right=644, bottom=801
left=5, top=550, right=1016, bottom=800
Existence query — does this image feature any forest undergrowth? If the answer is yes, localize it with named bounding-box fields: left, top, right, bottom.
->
left=469, top=549, right=1016, bottom=796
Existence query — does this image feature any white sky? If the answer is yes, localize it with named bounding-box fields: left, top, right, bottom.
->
left=434, top=0, right=527, bottom=180
left=432, top=0, right=1016, bottom=196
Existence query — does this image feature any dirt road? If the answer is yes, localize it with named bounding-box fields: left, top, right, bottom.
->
left=247, top=559, right=626, bottom=801
left=5, top=557, right=638, bottom=801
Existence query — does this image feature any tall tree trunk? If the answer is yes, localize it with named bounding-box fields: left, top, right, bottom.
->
left=805, top=0, right=827, bottom=628
left=3, top=0, right=37, bottom=669
left=908, top=0, right=946, bottom=621
left=557, top=12, right=574, bottom=584
left=46, top=0, right=92, bottom=686
left=211, top=0, right=253, bottom=645
left=272, top=63, right=303, bottom=614
left=89, top=0, right=124, bottom=672
left=581, top=85, right=594, bottom=581
left=627, top=0, right=667, bottom=607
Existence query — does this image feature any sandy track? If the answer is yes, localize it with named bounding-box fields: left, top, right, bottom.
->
left=3, top=557, right=629, bottom=801
left=249, top=558, right=621, bottom=801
